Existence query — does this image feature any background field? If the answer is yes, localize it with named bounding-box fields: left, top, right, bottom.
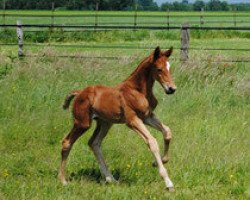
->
left=0, top=10, right=249, bottom=200
left=0, top=10, right=250, bottom=27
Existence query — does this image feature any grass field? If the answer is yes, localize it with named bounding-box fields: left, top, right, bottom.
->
left=0, top=10, right=249, bottom=27
left=0, top=14, right=249, bottom=200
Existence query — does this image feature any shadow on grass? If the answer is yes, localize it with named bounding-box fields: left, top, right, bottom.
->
left=69, top=168, right=136, bottom=185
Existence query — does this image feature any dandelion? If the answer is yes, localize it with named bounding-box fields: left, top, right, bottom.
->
left=2, top=169, right=9, bottom=177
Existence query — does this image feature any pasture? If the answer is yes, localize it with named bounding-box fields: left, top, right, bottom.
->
left=0, top=10, right=250, bottom=27
left=0, top=12, right=249, bottom=199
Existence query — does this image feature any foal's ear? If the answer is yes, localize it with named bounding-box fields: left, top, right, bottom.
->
left=165, top=46, right=173, bottom=57
left=153, top=46, right=161, bottom=62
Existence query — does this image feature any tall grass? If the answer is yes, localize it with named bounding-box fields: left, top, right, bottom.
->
left=0, top=45, right=249, bottom=199
left=0, top=29, right=250, bottom=44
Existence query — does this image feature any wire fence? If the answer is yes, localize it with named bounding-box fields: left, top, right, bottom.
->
left=1, top=11, right=250, bottom=28
left=1, top=24, right=250, bottom=30
left=1, top=23, right=250, bottom=63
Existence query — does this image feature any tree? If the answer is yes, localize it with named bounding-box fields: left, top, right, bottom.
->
left=220, top=1, right=229, bottom=11
left=138, top=0, right=159, bottom=11
left=193, top=0, right=205, bottom=11
left=207, top=0, right=222, bottom=11
left=172, top=1, right=192, bottom=11
left=161, top=2, right=174, bottom=11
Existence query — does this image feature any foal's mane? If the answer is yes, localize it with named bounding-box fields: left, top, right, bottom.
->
left=126, top=53, right=153, bottom=81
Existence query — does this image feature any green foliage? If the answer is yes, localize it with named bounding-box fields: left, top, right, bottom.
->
left=193, top=0, right=205, bottom=11
left=207, top=0, right=229, bottom=11
left=138, top=0, right=159, bottom=11
left=0, top=28, right=249, bottom=45
left=234, top=3, right=250, bottom=11
left=0, top=0, right=134, bottom=11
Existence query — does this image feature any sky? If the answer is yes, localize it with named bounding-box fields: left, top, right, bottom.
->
left=154, top=0, right=250, bottom=5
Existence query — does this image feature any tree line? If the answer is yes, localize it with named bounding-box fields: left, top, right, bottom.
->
left=0, top=0, right=249, bottom=11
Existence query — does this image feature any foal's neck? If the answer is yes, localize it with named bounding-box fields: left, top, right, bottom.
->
left=124, top=58, right=155, bottom=96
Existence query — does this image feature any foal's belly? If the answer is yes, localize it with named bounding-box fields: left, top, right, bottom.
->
left=92, top=86, right=125, bottom=123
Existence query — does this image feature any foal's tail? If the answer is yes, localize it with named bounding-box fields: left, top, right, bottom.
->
left=63, top=90, right=81, bottom=110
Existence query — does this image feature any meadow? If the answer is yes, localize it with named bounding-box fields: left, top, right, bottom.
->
left=0, top=11, right=249, bottom=199
left=0, top=10, right=250, bottom=27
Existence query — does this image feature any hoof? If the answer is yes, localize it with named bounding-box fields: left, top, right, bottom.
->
left=152, top=157, right=169, bottom=167
left=152, top=161, right=158, bottom=167
left=58, top=174, right=68, bottom=186
left=162, top=157, right=169, bottom=164
left=167, top=187, right=175, bottom=192
left=62, top=180, right=68, bottom=186
left=105, top=176, right=118, bottom=184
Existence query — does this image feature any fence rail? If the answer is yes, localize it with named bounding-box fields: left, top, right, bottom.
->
left=1, top=24, right=250, bottom=30
left=1, top=13, right=250, bottom=18
left=1, top=11, right=250, bottom=28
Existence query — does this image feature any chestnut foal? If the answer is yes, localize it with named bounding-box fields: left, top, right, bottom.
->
left=59, top=46, right=177, bottom=191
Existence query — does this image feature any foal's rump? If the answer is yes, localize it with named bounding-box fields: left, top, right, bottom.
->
left=64, top=85, right=124, bottom=123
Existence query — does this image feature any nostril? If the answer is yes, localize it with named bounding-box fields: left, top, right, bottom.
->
left=166, top=87, right=176, bottom=94
left=169, top=87, right=176, bottom=93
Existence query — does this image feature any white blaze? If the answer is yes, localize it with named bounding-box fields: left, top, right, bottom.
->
left=166, top=61, right=170, bottom=71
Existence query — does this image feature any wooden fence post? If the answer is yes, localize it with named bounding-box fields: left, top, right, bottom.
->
left=167, top=8, right=170, bottom=30
left=51, top=2, right=55, bottom=28
left=95, top=1, right=99, bottom=28
left=134, top=1, right=138, bottom=29
left=200, top=8, right=204, bottom=26
left=17, top=21, right=24, bottom=57
left=2, top=0, right=6, bottom=27
left=233, top=7, right=237, bottom=27
left=180, top=23, right=189, bottom=62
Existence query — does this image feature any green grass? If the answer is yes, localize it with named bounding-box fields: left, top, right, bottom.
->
left=0, top=10, right=249, bottom=27
left=0, top=28, right=249, bottom=200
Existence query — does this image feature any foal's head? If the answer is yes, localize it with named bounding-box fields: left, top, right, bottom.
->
left=151, top=46, right=176, bottom=95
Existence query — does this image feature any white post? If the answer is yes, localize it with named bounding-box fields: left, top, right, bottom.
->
left=17, top=21, right=24, bottom=57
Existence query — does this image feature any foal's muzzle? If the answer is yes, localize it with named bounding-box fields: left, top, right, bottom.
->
left=165, top=87, right=176, bottom=95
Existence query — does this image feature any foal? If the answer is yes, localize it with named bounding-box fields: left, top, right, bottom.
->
left=59, top=46, right=177, bottom=191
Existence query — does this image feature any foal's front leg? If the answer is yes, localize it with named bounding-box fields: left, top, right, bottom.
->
left=144, top=114, right=172, bottom=165
left=128, top=117, right=174, bottom=191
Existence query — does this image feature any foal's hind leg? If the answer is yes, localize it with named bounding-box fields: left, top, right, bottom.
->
left=59, top=123, right=90, bottom=185
left=88, top=120, right=115, bottom=183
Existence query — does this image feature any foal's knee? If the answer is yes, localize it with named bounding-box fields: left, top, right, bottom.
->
left=163, top=126, right=172, bottom=141
left=62, top=139, right=71, bottom=151
left=88, top=140, right=97, bottom=149
left=88, top=137, right=100, bottom=150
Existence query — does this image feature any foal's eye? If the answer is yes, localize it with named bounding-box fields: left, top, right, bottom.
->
left=157, top=68, right=162, bottom=72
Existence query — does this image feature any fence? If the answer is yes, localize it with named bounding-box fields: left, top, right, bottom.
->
left=1, top=12, right=250, bottom=29
left=8, top=22, right=249, bottom=63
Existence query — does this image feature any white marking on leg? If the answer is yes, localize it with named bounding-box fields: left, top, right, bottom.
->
left=145, top=115, right=172, bottom=164
left=130, top=117, right=174, bottom=189
left=164, top=177, right=174, bottom=188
